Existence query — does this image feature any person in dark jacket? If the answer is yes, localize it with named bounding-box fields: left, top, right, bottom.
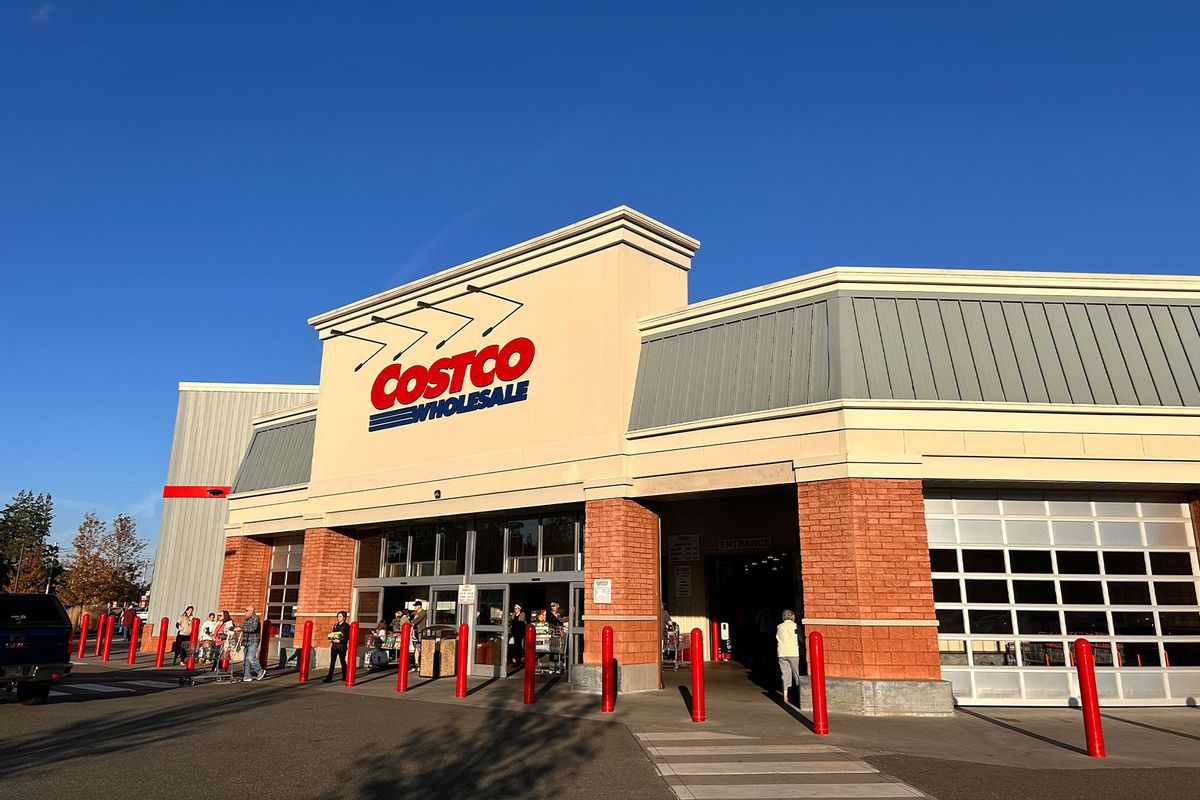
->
left=323, top=611, right=351, bottom=683
left=509, top=604, right=527, bottom=665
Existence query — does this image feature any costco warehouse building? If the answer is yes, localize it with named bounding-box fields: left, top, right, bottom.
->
left=147, top=207, right=1200, bottom=713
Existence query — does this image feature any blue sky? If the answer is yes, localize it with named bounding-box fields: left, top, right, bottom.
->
left=2, top=3, right=1198, bottom=555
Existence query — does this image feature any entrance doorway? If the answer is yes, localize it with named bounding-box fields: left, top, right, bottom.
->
left=706, top=551, right=799, bottom=669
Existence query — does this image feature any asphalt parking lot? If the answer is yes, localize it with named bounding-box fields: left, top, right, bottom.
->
left=1, top=667, right=671, bottom=800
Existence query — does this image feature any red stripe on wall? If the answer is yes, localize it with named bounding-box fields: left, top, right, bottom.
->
left=162, top=485, right=232, bottom=499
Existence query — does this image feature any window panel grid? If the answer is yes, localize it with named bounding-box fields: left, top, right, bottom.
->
left=926, top=491, right=1200, bottom=704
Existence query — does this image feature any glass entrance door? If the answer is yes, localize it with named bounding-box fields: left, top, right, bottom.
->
left=472, top=585, right=508, bottom=677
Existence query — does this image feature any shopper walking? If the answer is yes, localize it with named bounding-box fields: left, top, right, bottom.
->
left=322, top=611, right=351, bottom=683
left=240, top=605, right=266, bottom=682
left=212, top=610, right=236, bottom=672
left=409, top=600, right=427, bottom=671
left=198, top=612, right=218, bottom=664
left=172, top=606, right=195, bottom=665
left=776, top=609, right=801, bottom=704
left=120, top=603, right=136, bottom=641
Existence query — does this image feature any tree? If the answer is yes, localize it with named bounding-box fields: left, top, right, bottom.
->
left=100, top=513, right=147, bottom=602
left=0, top=490, right=56, bottom=593
left=57, top=513, right=112, bottom=607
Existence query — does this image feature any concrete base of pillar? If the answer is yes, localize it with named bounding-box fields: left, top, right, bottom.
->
left=799, top=677, right=955, bottom=716
left=570, top=662, right=659, bottom=694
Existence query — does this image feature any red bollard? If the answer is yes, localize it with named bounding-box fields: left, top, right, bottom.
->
left=809, top=631, right=829, bottom=735
left=601, top=625, right=615, bottom=713
left=1074, top=639, right=1106, bottom=757
left=155, top=616, right=169, bottom=668
left=690, top=628, right=706, bottom=722
left=346, top=621, right=360, bottom=687
left=76, top=613, right=90, bottom=659
left=94, top=615, right=106, bottom=656
left=298, top=620, right=313, bottom=684
left=184, top=616, right=200, bottom=670
left=523, top=624, right=537, bottom=704
left=455, top=623, right=469, bottom=698
left=711, top=619, right=720, bottom=661
left=127, top=617, right=142, bottom=665
left=396, top=622, right=411, bottom=692
left=101, top=615, right=116, bottom=662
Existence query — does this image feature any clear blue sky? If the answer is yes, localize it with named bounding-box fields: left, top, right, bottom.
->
left=3, top=3, right=1198, bottom=555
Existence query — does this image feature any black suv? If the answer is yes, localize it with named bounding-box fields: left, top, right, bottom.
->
left=1, top=593, right=73, bottom=705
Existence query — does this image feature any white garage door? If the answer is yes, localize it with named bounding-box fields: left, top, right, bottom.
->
left=925, top=490, right=1200, bottom=706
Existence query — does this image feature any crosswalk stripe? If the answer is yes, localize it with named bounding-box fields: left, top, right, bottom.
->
left=652, top=745, right=839, bottom=756
left=672, top=785, right=924, bottom=799
left=659, top=761, right=877, bottom=776
left=48, top=690, right=69, bottom=697
left=59, top=683, right=135, bottom=693
left=638, top=732, right=755, bottom=742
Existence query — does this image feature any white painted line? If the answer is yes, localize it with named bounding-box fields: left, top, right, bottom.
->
left=653, top=745, right=840, bottom=756
left=49, top=691, right=69, bottom=697
left=62, top=683, right=135, bottom=693
left=123, top=680, right=177, bottom=689
left=638, top=732, right=755, bottom=742
left=673, top=785, right=923, bottom=799
left=659, top=761, right=877, bottom=776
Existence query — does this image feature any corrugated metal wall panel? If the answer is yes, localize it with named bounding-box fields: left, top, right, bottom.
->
left=231, top=416, right=317, bottom=494
left=148, top=388, right=316, bottom=629
left=628, top=292, right=1200, bottom=430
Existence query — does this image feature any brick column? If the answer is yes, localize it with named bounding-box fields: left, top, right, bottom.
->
left=217, top=535, right=272, bottom=614
left=577, top=498, right=661, bottom=693
left=294, top=527, right=357, bottom=657
left=798, top=478, right=951, bottom=714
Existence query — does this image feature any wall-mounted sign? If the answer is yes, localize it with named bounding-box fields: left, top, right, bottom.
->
left=674, top=565, right=693, bottom=599
left=668, top=534, right=700, bottom=562
left=593, top=579, right=612, bottom=605
left=368, top=336, right=535, bottom=432
left=457, top=584, right=477, bottom=605
left=718, top=537, right=772, bottom=551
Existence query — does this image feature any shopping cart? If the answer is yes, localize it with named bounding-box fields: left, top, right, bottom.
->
left=179, top=631, right=242, bottom=686
left=662, top=621, right=686, bottom=672
left=533, top=625, right=569, bottom=676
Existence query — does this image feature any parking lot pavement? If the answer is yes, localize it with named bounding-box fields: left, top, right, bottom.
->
left=2, top=666, right=672, bottom=800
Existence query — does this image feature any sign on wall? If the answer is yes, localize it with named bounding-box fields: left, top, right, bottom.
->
left=668, top=534, right=700, bottom=562
left=593, top=579, right=613, bottom=605
left=718, top=537, right=772, bottom=551
left=457, top=584, right=477, bottom=605
left=674, top=565, right=693, bottom=599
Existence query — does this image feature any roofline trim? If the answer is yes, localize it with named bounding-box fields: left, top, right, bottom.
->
left=178, top=382, right=319, bottom=393
left=307, top=206, right=699, bottom=331
left=638, top=266, right=1200, bottom=334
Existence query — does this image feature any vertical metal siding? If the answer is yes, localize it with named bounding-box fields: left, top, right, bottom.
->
left=148, top=388, right=317, bottom=630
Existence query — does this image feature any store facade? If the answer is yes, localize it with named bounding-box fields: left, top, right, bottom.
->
left=210, top=207, right=1200, bottom=712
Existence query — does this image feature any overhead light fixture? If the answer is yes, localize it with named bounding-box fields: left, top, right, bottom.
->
left=369, top=315, right=429, bottom=360
left=467, top=284, right=524, bottom=336
left=416, top=300, right=474, bottom=348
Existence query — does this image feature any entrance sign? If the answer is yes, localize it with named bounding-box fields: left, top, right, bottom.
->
left=668, top=534, right=700, bottom=562
left=718, top=537, right=772, bottom=551
left=368, top=336, right=536, bottom=432
left=593, top=579, right=613, bottom=605
left=457, top=584, right=477, bottom=605
left=674, top=565, right=693, bottom=599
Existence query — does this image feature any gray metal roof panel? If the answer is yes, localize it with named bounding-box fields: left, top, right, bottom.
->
left=628, top=291, right=1200, bottom=430
left=231, top=416, right=316, bottom=494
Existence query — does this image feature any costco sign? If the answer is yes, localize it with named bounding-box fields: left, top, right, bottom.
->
left=368, top=337, right=534, bottom=432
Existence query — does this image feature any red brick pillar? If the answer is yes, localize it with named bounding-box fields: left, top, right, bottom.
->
left=798, top=478, right=949, bottom=713
left=294, top=527, right=357, bottom=651
left=217, top=535, right=272, bottom=615
left=580, top=498, right=661, bottom=693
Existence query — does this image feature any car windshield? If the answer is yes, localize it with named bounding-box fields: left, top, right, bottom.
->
left=1, top=595, right=69, bottom=625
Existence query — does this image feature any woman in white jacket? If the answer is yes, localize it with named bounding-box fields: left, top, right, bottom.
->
left=776, top=609, right=801, bottom=704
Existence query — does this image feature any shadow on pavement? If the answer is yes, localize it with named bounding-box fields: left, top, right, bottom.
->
left=1101, top=713, right=1200, bottom=743
left=957, top=707, right=1087, bottom=756
left=761, top=690, right=817, bottom=733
